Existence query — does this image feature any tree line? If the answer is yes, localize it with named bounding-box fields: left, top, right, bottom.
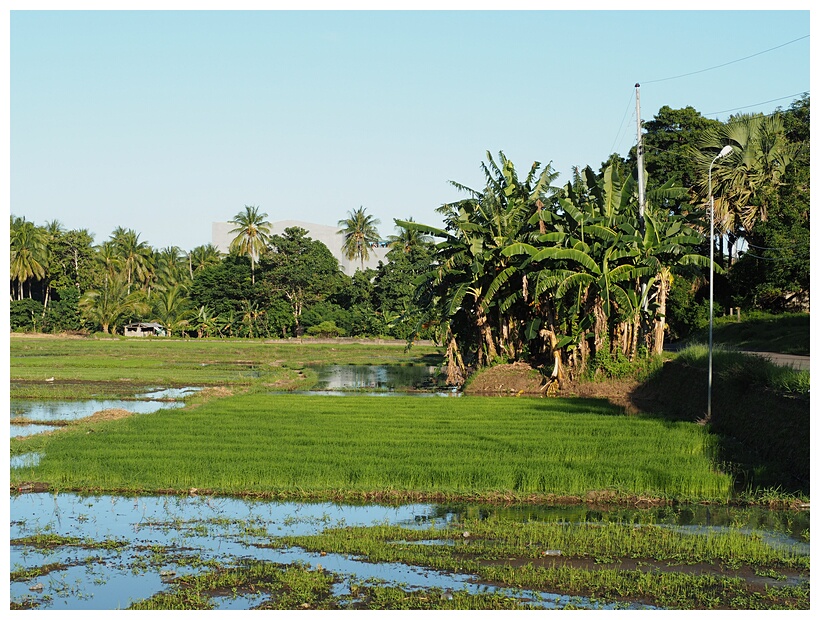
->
left=10, top=97, right=809, bottom=383
left=397, top=96, right=808, bottom=386
left=9, top=206, right=436, bottom=340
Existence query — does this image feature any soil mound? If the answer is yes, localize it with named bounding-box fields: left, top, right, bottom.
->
left=464, top=362, right=546, bottom=395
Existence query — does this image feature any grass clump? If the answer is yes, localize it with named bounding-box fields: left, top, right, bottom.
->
left=276, top=520, right=809, bottom=610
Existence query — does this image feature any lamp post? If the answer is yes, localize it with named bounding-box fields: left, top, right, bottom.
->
left=707, top=145, right=734, bottom=421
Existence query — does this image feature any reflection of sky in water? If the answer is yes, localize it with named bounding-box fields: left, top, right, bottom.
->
left=10, top=452, right=42, bottom=468
left=10, top=399, right=186, bottom=422
left=312, top=365, right=444, bottom=391
left=9, top=388, right=203, bottom=438
left=10, top=493, right=806, bottom=611
left=10, top=424, right=61, bottom=438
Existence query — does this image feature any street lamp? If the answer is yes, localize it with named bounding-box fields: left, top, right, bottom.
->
left=707, top=144, right=734, bottom=421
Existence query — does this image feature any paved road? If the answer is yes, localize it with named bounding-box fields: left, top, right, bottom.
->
left=746, top=351, right=811, bottom=371
left=664, top=342, right=810, bottom=370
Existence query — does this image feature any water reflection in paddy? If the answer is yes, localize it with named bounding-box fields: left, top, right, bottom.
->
left=10, top=492, right=808, bottom=610
left=310, top=364, right=448, bottom=393
left=9, top=387, right=203, bottom=438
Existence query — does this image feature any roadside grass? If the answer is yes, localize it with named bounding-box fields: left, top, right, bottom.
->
left=676, top=344, right=809, bottom=397
left=684, top=312, right=809, bottom=355
left=10, top=393, right=732, bottom=503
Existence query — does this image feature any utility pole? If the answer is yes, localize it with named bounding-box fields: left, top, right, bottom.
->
left=635, top=83, right=647, bottom=311
left=635, top=83, right=646, bottom=230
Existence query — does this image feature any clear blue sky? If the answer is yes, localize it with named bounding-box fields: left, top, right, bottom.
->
left=8, top=5, right=812, bottom=252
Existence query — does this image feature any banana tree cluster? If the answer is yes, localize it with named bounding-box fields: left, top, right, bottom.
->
left=402, top=152, right=713, bottom=388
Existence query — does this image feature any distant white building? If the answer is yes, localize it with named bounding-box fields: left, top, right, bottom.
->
left=211, top=220, right=389, bottom=274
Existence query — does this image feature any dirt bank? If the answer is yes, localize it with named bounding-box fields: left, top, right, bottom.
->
left=464, top=362, right=645, bottom=413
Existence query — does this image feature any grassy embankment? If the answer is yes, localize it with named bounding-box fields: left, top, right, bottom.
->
left=631, top=345, right=809, bottom=498
left=683, top=312, right=809, bottom=355
left=10, top=335, right=732, bottom=504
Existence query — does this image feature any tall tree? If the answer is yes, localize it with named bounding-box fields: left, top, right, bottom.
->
left=338, top=206, right=381, bottom=272
left=150, top=284, right=193, bottom=336
left=79, top=273, right=148, bottom=334
left=10, top=217, right=47, bottom=301
left=153, top=246, right=187, bottom=290
left=632, top=105, right=723, bottom=201
left=110, top=227, right=153, bottom=293
left=727, top=95, right=810, bottom=311
left=186, top=244, right=223, bottom=279
left=387, top=218, right=432, bottom=254
left=262, top=227, right=343, bottom=336
left=228, top=205, right=272, bottom=285
left=690, top=112, right=800, bottom=267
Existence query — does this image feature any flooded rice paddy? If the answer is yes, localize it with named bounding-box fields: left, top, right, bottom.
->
left=10, top=492, right=809, bottom=610
left=308, top=364, right=456, bottom=395
left=9, top=387, right=202, bottom=438
left=9, top=365, right=810, bottom=609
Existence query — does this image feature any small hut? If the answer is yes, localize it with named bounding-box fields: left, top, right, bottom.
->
left=123, top=322, right=167, bottom=337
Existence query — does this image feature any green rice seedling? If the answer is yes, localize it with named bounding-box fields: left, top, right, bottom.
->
left=12, top=394, right=733, bottom=503
left=277, top=521, right=809, bottom=610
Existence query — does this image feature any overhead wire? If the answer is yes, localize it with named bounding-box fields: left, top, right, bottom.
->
left=609, top=90, right=636, bottom=158
left=704, top=92, right=809, bottom=117
left=641, top=35, right=809, bottom=85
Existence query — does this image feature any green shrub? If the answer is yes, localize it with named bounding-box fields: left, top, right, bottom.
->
left=306, top=320, right=345, bottom=338
left=10, top=298, right=44, bottom=331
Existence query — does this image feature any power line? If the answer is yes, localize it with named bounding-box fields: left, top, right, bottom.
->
left=739, top=251, right=800, bottom=262
left=609, top=90, right=635, bottom=157
left=641, top=34, right=809, bottom=84
left=746, top=240, right=805, bottom=250
left=705, top=92, right=809, bottom=116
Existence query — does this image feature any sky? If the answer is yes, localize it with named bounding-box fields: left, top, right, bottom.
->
left=6, top=3, right=813, bottom=253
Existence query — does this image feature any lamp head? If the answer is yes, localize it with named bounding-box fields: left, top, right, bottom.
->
left=718, top=145, right=733, bottom=158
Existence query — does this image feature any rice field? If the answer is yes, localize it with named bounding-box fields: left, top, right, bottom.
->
left=11, top=393, right=732, bottom=502
left=9, top=335, right=443, bottom=398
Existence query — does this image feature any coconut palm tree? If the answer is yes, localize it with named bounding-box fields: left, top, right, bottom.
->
left=387, top=218, right=432, bottom=253
left=151, top=284, right=192, bottom=337
left=186, top=244, right=223, bottom=279
left=10, top=217, right=48, bottom=301
left=95, top=242, right=122, bottom=286
left=229, top=206, right=271, bottom=284
left=153, top=246, right=187, bottom=290
left=110, top=227, right=153, bottom=293
left=691, top=112, right=800, bottom=266
left=338, top=206, right=381, bottom=271
left=79, top=273, right=149, bottom=334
